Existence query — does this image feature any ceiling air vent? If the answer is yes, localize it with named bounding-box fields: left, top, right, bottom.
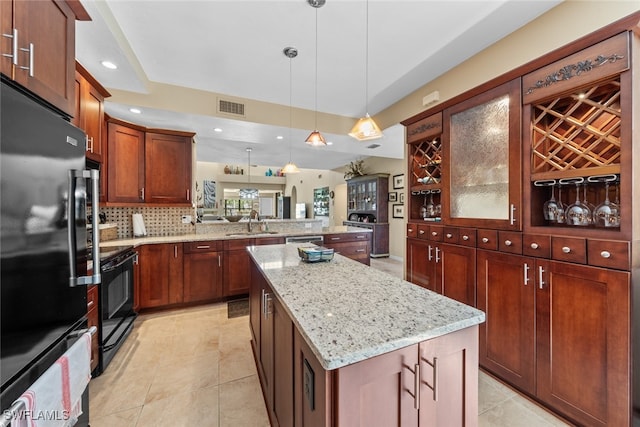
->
left=367, top=143, right=381, bottom=149
left=218, top=98, right=245, bottom=117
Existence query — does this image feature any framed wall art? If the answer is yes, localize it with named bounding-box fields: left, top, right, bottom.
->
left=392, top=204, right=404, bottom=219
left=392, top=174, right=404, bottom=189
left=388, top=192, right=397, bottom=202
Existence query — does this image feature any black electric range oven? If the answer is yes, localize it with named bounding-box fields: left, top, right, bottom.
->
left=91, top=246, right=138, bottom=376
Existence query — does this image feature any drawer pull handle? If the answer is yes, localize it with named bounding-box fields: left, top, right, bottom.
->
left=87, top=300, right=94, bottom=308
left=196, top=245, right=211, bottom=249
left=462, top=235, right=469, bottom=241
left=356, top=249, right=365, bottom=253
left=331, top=237, right=340, bottom=240
left=419, top=230, right=425, bottom=235
left=446, top=233, right=453, bottom=239
left=600, top=251, right=611, bottom=259
left=482, top=237, right=489, bottom=243
left=356, top=235, right=366, bottom=239
left=504, top=240, right=512, bottom=246
left=562, top=246, right=571, bottom=254
left=530, top=243, right=539, bottom=249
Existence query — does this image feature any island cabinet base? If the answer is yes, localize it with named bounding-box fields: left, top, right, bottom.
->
left=291, top=325, right=479, bottom=427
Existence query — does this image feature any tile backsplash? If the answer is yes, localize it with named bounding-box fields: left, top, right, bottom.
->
left=99, top=207, right=196, bottom=239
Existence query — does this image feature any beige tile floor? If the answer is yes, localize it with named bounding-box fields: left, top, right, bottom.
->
left=89, top=256, right=572, bottom=427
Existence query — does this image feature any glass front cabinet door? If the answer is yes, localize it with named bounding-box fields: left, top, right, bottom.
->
left=442, top=79, right=522, bottom=230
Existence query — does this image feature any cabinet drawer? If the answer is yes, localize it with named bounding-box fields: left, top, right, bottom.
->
left=428, top=225, right=444, bottom=242
left=458, top=228, right=476, bottom=247
left=417, top=224, right=430, bottom=240
left=406, top=223, right=418, bottom=238
left=443, top=227, right=459, bottom=244
left=184, top=241, right=221, bottom=253
left=329, top=242, right=369, bottom=260
left=523, top=234, right=551, bottom=258
left=255, top=236, right=285, bottom=246
left=498, top=231, right=522, bottom=254
left=551, top=236, right=586, bottom=264
left=325, top=232, right=370, bottom=243
left=587, top=239, right=629, bottom=271
left=224, top=238, right=254, bottom=251
left=87, top=285, right=98, bottom=311
left=477, top=229, right=498, bottom=251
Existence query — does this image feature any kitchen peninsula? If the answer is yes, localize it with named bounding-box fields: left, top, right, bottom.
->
left=248, top=244, right=485, bottom=427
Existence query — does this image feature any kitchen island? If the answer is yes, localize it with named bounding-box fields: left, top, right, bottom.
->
left=248, top=243, right=485, bottom=427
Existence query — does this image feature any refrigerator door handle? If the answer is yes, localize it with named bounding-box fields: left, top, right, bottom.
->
left=68, top=169, right=102, bottom=287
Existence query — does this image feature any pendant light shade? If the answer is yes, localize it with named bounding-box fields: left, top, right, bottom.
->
left=282, top=47, right=300, bottom=173
left=349, top=113, right=383, bottom=141
left=305, top=0, right=326, bottom=146
left=350, top=0, right=383, bottom=141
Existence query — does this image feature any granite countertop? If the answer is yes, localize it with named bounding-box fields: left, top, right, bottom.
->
left=248, top=244, right=485, bottom=371
left=99, top=225, right=370, bottom=248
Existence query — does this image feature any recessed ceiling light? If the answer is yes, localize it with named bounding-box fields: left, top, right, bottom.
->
left=129, top=108, right=142, bottom=114
left=101, top=60, right=117, bottom=69
left=214, top=128, right=223, bottom=132
left=276, top=135, right=284, bottom=140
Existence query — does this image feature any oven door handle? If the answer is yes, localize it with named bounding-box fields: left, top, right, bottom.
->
left=101, top=252, right=137, bottom=273
left=68, top=169, right=101, bottom=287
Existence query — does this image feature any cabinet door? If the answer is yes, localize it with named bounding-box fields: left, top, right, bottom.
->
left=260, top=283, right=275, bottom=407
left=335, top=344, right=418, bottom=427
left=419, top=325, right=479, bottom=427
left=477, top=250, right=535, bottom=393
left=443, top=79, right=521, bottom=230
left=107, top=122, right=145, bottom=203
left=12, top=0, right=76, bottom=115
left=536, top=261, right=630, bottom=427
left=249, top=261, right=262, bottom=352
left=0, top=1, right=12, bottom=77
left=138, top=244, right=170, bottom=308
left=438, top=243, right=476, bottom=307
left=144, top=132, right=192, bottom=204
left=183, top=251, right=222, bottom=303
left=406, top=239, right=435, bottom=292
left=272, top=295, right=294, bottom=427
left=82, top=81, right=105, bottom=162
left=224, top=249, right=250, bottom=296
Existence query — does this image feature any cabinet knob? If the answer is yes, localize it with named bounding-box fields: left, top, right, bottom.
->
left=408, top=228, right=414, bottom=233
left=445, top=233, right=453, bottom=239
left=419, top=230, right=425, bottom=235
left=600, top=250, right=611, bottom=259
left=562, top=246, right=571, bottom=254
left=504, top=240, right=512, bottom=246
left=530, top=243, right=539, bottom=249
left=462, top=235, right=469, bottom=241
left=431, top=231, right=438, bottom=237
left=482, top=237, right=489, bottom=243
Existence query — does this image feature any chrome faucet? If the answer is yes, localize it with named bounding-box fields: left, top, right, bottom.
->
left=248, top=210, right=259, bottom=232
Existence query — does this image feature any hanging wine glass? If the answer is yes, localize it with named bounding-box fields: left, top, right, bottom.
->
left=589, top=174, right=620, bottom=228
left=434, top=189, right=442, bottom=218
left=420, top=191, right=428, bottom=219
left=536, top=180, right=558, bottom=221
left=614, top=177, right=621, bottom=226
left=425, top=191, right=437, bottom=218
left=555, top=184, right=566, bottom=224
left=581, top=183, right=595, bottom=225
left=564, top=178, right=591, bottom=226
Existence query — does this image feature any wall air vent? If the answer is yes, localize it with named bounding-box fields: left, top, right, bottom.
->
left=367, top=143, right=381, bottom=149
left=218, top=99, right=245, bottom=116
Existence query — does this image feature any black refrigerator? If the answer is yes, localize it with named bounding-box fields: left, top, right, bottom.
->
left=0, top=78, right=100, bottom=422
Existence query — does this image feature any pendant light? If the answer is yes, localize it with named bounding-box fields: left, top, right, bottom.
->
left=282, top=47, right=300, bottom=174
left=305, top=0, right=327, bottom=146
left=349, top=0, right=383, bottom=141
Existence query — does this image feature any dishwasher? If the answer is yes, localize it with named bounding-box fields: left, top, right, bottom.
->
left=285, top=235, right=324, bottom=245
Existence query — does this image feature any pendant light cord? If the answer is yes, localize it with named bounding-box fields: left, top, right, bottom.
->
left=314, top=7, right=318, bottom=130
left=365, top=0, right=369, bottom=114
left=289, top=56, right=293, bottom=163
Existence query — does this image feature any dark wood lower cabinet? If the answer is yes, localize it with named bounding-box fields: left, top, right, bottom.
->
left=138, top=243, right=183, bottom=309
left=251, top=258, right=479, bottom=427
left=477, top=250, right=630, bottom=426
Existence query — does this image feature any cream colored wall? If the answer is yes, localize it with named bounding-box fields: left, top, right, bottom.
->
left=376, top=1, right=640, bottom=129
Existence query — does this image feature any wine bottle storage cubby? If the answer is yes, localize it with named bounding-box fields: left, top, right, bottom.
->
left=531, top=174, right=620, bottom=229
left=531, top=77, right=621, bottom=180
left=409, top=137, right=442, bottom=188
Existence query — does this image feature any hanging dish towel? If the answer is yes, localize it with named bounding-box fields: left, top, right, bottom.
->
left=132, top=213, right=147, bottom=237
left=12, top=332, right=92, bottom=427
